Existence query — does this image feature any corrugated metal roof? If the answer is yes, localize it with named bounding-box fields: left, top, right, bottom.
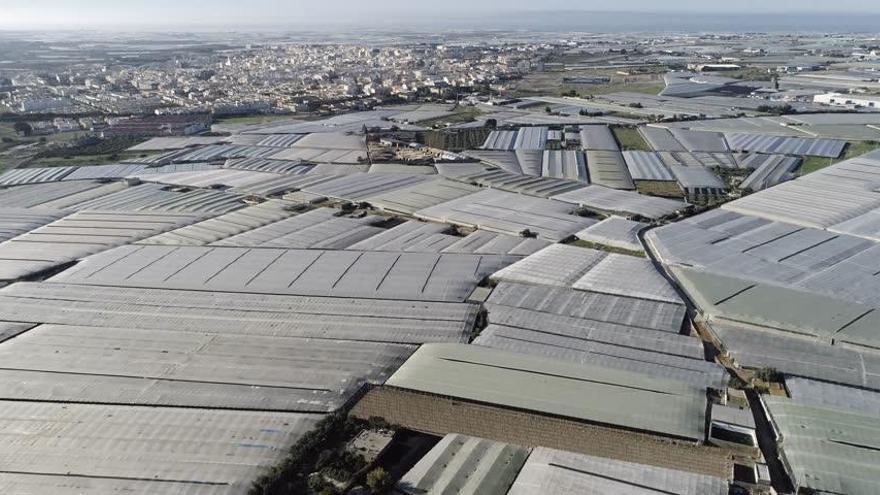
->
left=488, top=282, right=687, bottom=334
left=786, top=377, right=880, bottom=416
left=0, top=181, right=112, bottom=208
left=669, top=129, right=729, bottom=153
left=579, top=125, right=619, bottom=151
left=508, top=448, right=728, bottom=495
left=623, top=151, right=676, bottom=181
left=0, top=322, right=413, bottom=411
left=68, top=183, right=247, bottom=214
left=723, top=152, right=880, bottom=230
left=50, top=244, right=516, bottom=303
left=554, top=185, right=687, bottom=219
left=368, top=177, right=479, bottom=215
left=586, top=150, right=634, bottom=190
left=711, top=321, right=880, bottom=390
left=668, top=165, right=726, bottom=192
left=0, top=208, right=66, bottom=243
left=0, top=400, right=320, bottom=494
left=640, top=126, right=687, bottom=152
left=212, top=208, right=386, bottom=249
left=0, top=166, right=78, bottom=186
left=575, top=216, right=646, bottom=252
left=397, top=434, right=529, bottom=495
left=738, top=154, right=802, bottom=191
left=386, top=343, right=707, bottom=441
left=765, top=395, right=880, bottom=495
left=514, top=127, right=548, bottom=150
left=224, top=157, right=315, bottom=174
left=542, top=150, right=588, bottom=182
left=415, top=189, right=595, bottom=241
left=482, top=130, right=519, bottom=151
left=0, top=210, right=204, bottom=281
left=0, top=282, right=478, bottom=345
left=725, top=133, right=845, bottom=158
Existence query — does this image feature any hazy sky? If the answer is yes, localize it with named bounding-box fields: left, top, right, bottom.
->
left=3, top=0, right=880, bottom=29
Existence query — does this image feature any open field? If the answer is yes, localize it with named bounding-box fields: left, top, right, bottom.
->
left=612, top=126, right=652, bottom=151
left=417, top=105, right=483, bottom=128
left=508, top=70, right=665, bottom=97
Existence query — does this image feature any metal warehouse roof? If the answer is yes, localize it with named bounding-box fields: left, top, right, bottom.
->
left=579, top=125, right=619, bottom=151
left=711, top=322, right=880, bottom=391
left=571, top=253, right=682, bottom=304
left=415, top=188, right=596, bottom=241
left=623, top=151, right=676, bottom=181
left=0, top=282, right=478, bottom=345
left=447, top=168, right=586, bottom=198
left=738, top=154, right=802, bottom=191
left=554, top=185, right=687, bottom=219
left=174, top=144, right=281, bottom=162
left=672, top=267, right=880, bottom=349
left=386, top=343, right=708, bottom=441
left=269, top=147, right=367, bottom=164
left=0, top=208, right=65, bottom=243
left=0, top=210, right=204, bottom=281
left=301, top=173, right=431, bottom=202
left=722, top=152, right=880, bottom=230
left=475, top=302, right=724, bottom=389
left=367, top=177, right=480, bottom=215
left=640, top=126, right=687, bottom=152
left=133, top=168, right=281, bottom=189
left=515, top=149, right=544, bottom=176
left=463, top=150, right=523, bottom=174
left=575, top=216, right=646, bottom=253
left=669, top=129, right=729, bottom=153
left=68, top=183, right=247, bottom=214
left=224, top=157, right=315, bottom=174
left=488, top=282, right=687, bottom=334
left=255, top=134, right=306, bottom=148
left=0, top=400, right=319, bottom=495
left=349, top=221, right=549, bottom=256
left=397, top=433, right=529, bottom=495
left=127, top=136, right=230, bottom=151
left=646, top=208, right=880, bottom=307
left=0, top=180, right=115, bottom=208
left=508, top=447, right=728, bottom=495
left=542, top=150, right=588, bottom=182
left=764, top=396, right=880, bottom=495
left=514, top=126, right=548, bottom=150
left=211, top=208, right=386, bottom=249
left=141, top=201, right=297, bottom=246
left=668, top=165, right=726, bottom=192
left=62, top=163, right=151, bottom=181
left=0, top=323, right=413, bottom=411
left=725, top=132, right=845, bottom=158
left=585, top=150, right=634, bottom=190
left=652, top=151, right=740, bottom=170
left=0, top=166, right=77, bottom=185
left=491, top=244, right=606, bottom=287
left=482, top=130, right=519, bottom=151
left=50, top=244, right=516, bottom=303
left=492, top=244, right=682, bottom=304
left=786, top=378, right=880, bottom=417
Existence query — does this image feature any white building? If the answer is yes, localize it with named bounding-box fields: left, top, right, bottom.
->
left=814, top=92, right=880, bottom=110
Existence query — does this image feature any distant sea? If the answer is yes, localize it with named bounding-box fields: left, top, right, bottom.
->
left=383, top=11, right=880, bottom=34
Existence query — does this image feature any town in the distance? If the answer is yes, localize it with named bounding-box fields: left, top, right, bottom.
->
left=0, top=17, right=878, bottom=495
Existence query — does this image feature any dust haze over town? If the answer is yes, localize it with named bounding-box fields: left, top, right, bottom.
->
left=0, top=2, right=879, bottom=495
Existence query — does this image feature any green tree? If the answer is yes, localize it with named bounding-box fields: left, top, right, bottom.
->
left=366, top=467, right=391, bottom=494
left=13, top=121, right=32, bottom=136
